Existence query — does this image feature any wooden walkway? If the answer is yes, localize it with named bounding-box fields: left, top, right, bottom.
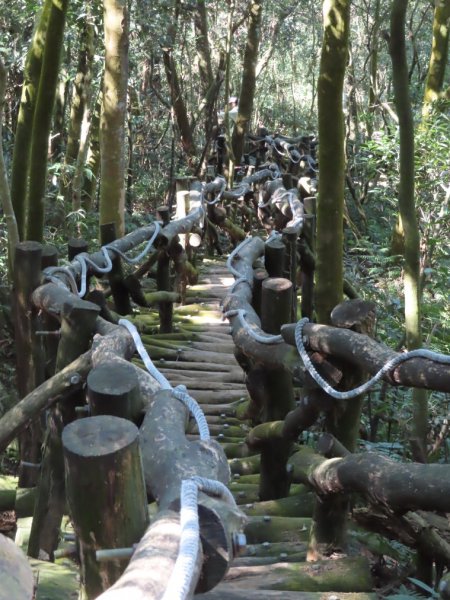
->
left=136, top=258, right=374, bottom=599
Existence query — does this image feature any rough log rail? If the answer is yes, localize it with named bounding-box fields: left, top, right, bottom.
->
left=224, top=236, right=450, bottom=393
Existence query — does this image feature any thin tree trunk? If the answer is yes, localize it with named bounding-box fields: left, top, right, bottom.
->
left=315, top=0, right=350, bottom=324
left=25, top=0, right=70, bottom=242
left=422, top=0, right=450, bottom=117
left=309, top=0, right=350, bottom=559
left=82, top=90, right=102, bottom=211
left=0, top=58, right=20, bottom=276
left=162, top=46, right=196, bottom=165
left=100, top=0, right=129, bottom=238
left=64, top=15, right=95, bottom=207
left=231, top=0, right=263, bottom=166
left=389, top=0, right=427, bottom=457
left=10, top=0, right=51, bottom=240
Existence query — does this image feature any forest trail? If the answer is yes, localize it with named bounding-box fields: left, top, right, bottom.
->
left=138, top=258, right=374, bottom=599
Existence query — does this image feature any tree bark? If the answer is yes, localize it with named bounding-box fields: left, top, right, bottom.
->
left=231, top=0, right=263, bottom=165
left=100, top=0, right=129, bottom=238
left=10, top=0, right=51, bottom=239
left=63, top=415, right=150, bottom=598
left=281, top=321, right=450, bottom=392
left=0, top=57, right=19, bottom=275
left=289, top=447, right=450, bottom=513
left=25, top=0, right=69, bottom=242
left=422, top=0, right=450, bottom=117
left=315, top=0, right=350, bottom=323
left=389, top=0, right=427, bottom=455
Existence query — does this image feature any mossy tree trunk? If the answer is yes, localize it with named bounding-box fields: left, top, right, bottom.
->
left=367, top=0, right=381, bottom=139
left=162, top=45, right=196, bottom=166
left=64, top=13, right=95, bottom=207
left=422, top=0, right=450, bottom=118
left=231, top=0, right=263, bottom=166
left=309, top=0, right=350, bottom=559
left=389, top=0, right=427, bottom=458
left=314, top=0, right=350, bottom=325
left=25, top=0, right=70, bottom=242
left=100, top=0, right=129, bottom=238
left=10, top=0, right=51, bottom=240
left=194, top=0, right=214, bottom=91
left=0, top=57, right=19, bottom=276
left=82, top=89, right=102, bottom=211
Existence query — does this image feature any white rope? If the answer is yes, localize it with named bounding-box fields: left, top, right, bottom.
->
left=118, top=319, right=210, bottom=440
left=43, top=266, right=79, bottom=294
left=173, top=385, right=210, bottom=441
left=162, top=477, right=237, bottom=600
left=119, top=318, right=173, bottom=389
left=226, top=236, right=254, bottom=293
left=224, top=308, right=284, bottom=345
left=295, top=317, right=450, bottom=400
left=226, top=236, right=253, bottom=279
left=45, top=224, right=161, bottom=298
left=204, top=177, right=226, bottom=205
left=74, top=247, right=113, bottom=297
left=162, top=479, right=200, bottom=600
left=104, top=222, right=161, bottom=265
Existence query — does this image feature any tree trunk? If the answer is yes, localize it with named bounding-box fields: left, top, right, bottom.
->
left=422, top=0, right=450, bottom=117
left=389, top=0, right=427, bottom=456
left=0, top=57, right=19, bottom=276
left=100, top=0, right=129, bottom=238
left=82, top=90, right=102, bottom=211
left=162, top=46, right=197, bottom=166
left=64, top=14, right=95, bottom=207
left=314, top=0, right=350, bottom=324
left=25, top=0, right=69, bottom=242
left=10, top=0, right=51, bottom=240
left=231, top=0, right=263, bottom=166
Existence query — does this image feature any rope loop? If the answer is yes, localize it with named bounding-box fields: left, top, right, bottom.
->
left=295, top=318, right=450, bottom=400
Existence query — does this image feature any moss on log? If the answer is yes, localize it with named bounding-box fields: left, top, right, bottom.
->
left=243, top=492, right=314, bottom=518
left=244, top=515, right=312, bottom=544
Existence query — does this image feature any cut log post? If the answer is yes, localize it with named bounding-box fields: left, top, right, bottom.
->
left=0, top=533, right=34, bottom=599
left=299, top=196, right=316, bottom=318
left=13, top=241, right=46, bottom=488
left=41, top=244, right=59, bottom=269
left=282, top=227, right=299, bottom=322
left=28, top=297, right=100, bottom=560
left=87, top=362, right=142, bottom=422
left=156, top=248, right=173, bottom=333
left=63, top=415, right=150, bottom=599
left=156, top=205, right=170, bottom=226
left=175, top=185, right=190, bottom=248
left=249, top=277, right=295, bottom=501
left=251, top=268, right=268, bottom=318
left=40, top=245, right=60, bottom=377
left=68, top=237, right=88, bottom=261
left=261, top=277, right=293, bottom=335
left=264, top=238, right=285, bottom=278
left=101, top=222, right=132, bottom=315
